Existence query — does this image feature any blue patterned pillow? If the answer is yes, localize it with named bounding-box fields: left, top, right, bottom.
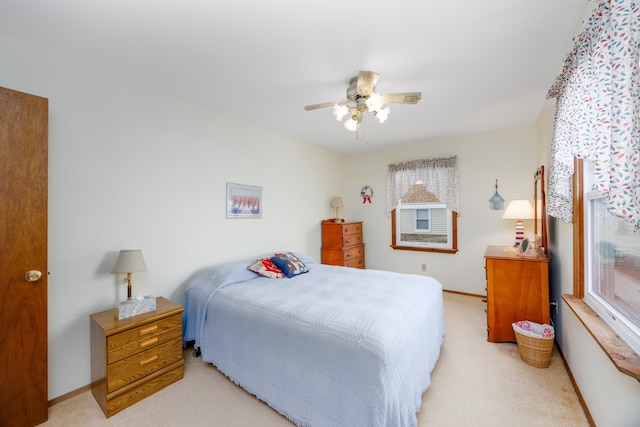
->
left=270, top=252, right=309, bottom=278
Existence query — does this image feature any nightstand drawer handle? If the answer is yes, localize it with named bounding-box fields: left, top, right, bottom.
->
left=139, top=325, right=159, bottom=335
left=139, top=355, right=159, bottom=366
left=140, top=337, right=159, bottom=348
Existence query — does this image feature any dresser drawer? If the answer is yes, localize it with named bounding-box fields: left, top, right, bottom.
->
left=344, top=256, right=365, bottom=269
left=107, top=314, right=182, bottom=364
left=343, top=245, right=364, bottom=262
left=107, top=336, right=182, bottom=393
left=342, top=232, right=363, bottom=248
left=341, top=223, right=362, bottom=236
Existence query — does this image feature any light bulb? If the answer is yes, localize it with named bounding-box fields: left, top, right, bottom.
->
left=366, top=92, right=384, bottom=112
left=344, top=119, right=358, bottom=132
left=333, top=104, right=349, bottom=121
left=375, top=107, right=390, bottom=123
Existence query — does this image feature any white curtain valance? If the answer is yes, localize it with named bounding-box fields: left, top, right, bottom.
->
left=386, top=156, right=460, bottom=215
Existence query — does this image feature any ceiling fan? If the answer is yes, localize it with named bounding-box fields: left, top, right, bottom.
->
left=304, top=70, right=422, bottom=133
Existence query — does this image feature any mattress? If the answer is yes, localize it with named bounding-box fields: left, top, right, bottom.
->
left=183, top=254, right=445, bottom=427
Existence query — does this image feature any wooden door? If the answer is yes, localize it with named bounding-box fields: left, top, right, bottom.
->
left=0, top=87, right=49, bottom=426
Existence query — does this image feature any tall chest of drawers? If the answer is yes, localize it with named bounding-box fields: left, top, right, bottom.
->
left=321, top=220, right=365, bottom=268
left=90, top=297, right=184, bottom=417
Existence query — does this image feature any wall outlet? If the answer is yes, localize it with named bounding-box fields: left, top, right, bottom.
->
left=421, top=263, right=427, bottom=272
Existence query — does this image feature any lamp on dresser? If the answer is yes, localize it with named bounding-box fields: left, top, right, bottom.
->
left=112, top=249, right=155, bottom=319
left=112, top=249, right=147, bottom=299
left=502, top=200, right=534, bottom=247
left=330, top=196, right=344, bottom=223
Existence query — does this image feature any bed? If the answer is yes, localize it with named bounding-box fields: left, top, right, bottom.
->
left=182, top=252, right=445, bottom=427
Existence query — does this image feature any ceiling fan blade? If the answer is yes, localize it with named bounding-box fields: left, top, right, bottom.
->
left=381, top=92, right=422, bottom=104
left=303, top=100, right=348, bottom=111
left=356, top=71, right=380, bottom=96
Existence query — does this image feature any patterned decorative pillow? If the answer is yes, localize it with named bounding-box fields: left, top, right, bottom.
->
left=270, top=252, right=309, bottom=278
left=247, top=258, right=285, bottom=279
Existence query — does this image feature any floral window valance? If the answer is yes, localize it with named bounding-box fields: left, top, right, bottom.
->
left=547, top=0, right=640, bottom=228
left=386, top=156, right=460, bottom=215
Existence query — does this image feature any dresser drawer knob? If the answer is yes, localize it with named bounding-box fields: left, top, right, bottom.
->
left=140, top=337, right=159, bottom=348
left=139, top=355, right=159, bottom=366
left=139, top=325, right=159, bottom=335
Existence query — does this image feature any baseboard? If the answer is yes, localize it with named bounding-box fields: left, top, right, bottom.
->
left=555, top=343, right=596, bottom=427
left=443, top=289, right=486, bottom=299
left=48, top=383, right=92, bottom=407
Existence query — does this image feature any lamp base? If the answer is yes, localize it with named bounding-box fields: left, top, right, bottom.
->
left=513, top=219, right=525, bottom=247
left=117, top=295, right=157, bottom=320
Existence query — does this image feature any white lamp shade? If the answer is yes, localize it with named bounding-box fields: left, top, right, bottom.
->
left=333, top=103, right=349, bottom=121
left=112, top=249, right=147, bottom=273
left=365, top=92, right=384, bottom=112
left=330, top=197, right=344, bottom=209
left=344, top=118, right=358, bottom=132
left=502, top=200, right=534, bottom=220
left=375, top=107, right=390, bottom=123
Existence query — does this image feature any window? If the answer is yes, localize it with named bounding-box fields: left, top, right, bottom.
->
left=387, top=156, right=459, bottom=254
left=582, top=161, right=640, bottom=355
left=391, top=190, right=457, bottom=254
left=415, top=208, right=431, bottom=231
left=395, top=202, right=454, bottom=250
left=547, top=2, right=640, bottom=379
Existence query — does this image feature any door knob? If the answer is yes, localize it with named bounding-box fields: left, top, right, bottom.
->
left=25, top=270, right=43, bottom=282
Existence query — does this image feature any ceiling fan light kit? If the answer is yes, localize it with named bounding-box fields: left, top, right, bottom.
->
left=304, top=71, right=422, bottom=135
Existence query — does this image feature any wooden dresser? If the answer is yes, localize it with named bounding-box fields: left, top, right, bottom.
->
left=321, top=220, right=365, bottom=268
left=90, top=297, right=184, bottom=417
left=484, top=245, right=550, bottom=342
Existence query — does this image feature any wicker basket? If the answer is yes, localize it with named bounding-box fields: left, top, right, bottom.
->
left=514, top=329, right=554, bottom=368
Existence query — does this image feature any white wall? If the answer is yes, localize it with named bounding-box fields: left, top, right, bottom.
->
left=0, top=34, right=346, bottom=399
left=347, top=126, right=539, bottom=295
left=536, top=104, right=640, bottom=427
left=4, top=20, right=640, bottom=425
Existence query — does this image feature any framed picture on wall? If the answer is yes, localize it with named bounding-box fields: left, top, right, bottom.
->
left=226, top=182, right=262, bottom=219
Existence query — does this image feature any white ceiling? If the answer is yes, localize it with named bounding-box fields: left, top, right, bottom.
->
left=0, top=0, right=590, bottom=154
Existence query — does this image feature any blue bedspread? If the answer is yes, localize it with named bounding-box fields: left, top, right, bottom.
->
left=183, top=254, right=445, bottom=427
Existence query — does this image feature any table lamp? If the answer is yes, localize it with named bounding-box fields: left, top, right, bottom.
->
left=111, top=249, right=147, bottom=300
left=330, top=197, right=344, bottom=223
left=502, top=200, right=534, bottom=247
left=112, top=249, right=156, bottom=319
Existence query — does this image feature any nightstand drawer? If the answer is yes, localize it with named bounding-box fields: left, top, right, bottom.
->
left=107, top=313, right=181, bottom=357
left=107, top=336, right=182, bottom=393
left=108, top=317, right=182, bottom=364
left=105, top=361, right=184, bottom=417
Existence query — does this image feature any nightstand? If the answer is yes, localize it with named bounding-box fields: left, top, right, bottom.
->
left=90, top=296, right=184, bottom=417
